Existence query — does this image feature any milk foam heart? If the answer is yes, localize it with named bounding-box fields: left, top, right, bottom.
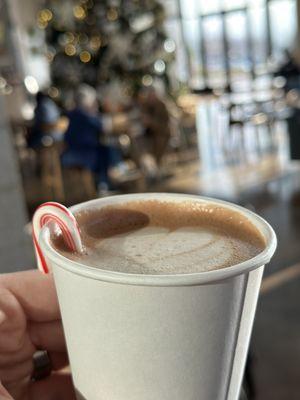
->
left=53, top=200, right=266, bottom=274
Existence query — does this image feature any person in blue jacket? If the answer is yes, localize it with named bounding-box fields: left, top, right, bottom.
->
left=61, top=84, right=116, bottom=190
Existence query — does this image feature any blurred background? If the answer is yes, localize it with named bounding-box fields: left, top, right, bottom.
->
left=1, top=0, right=300, bottom=398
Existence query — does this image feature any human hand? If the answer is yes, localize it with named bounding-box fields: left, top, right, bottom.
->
left=0, top=270, right=76, bottom=400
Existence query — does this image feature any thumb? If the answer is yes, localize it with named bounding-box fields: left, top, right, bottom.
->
left=0, top=382, right=13, bottom=400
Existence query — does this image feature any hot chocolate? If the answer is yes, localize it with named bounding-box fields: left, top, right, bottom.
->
left=53, top=200, right=265, bottom=274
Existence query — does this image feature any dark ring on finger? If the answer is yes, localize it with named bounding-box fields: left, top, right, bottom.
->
left=31, top=350, right=52, bottom=381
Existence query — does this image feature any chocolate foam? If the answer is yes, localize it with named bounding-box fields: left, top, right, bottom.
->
left=53, top=200, right=266, bottom=274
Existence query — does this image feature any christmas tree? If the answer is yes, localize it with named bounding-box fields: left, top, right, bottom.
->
left=37, top=0, right=175, bottom=101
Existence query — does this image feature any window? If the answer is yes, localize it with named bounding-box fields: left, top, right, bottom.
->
left=199, top=0, right=221, bottom=15
left=164, top=0, right=297, bottom=88
left=225, top=11, right=250, bottom=83
left=179, top=0, right=199, bottom=19
left=249, top=5, right=268, bottom=72
left=202, top=16, right=226, bottom=87
left=269, top=0, right=297, bottom=60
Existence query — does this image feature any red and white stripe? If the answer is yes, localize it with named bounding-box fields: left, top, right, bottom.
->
left=32, top=202, right=83, bottom=273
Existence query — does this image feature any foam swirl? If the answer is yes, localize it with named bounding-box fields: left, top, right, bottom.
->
left=54, top=200, right=266, bottom=274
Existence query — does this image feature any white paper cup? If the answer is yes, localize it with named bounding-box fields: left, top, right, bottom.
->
left=39, top=193, right=276, bottom=400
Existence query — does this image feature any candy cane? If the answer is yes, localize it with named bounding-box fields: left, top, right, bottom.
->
left=32, top=202, right=83, bottom=273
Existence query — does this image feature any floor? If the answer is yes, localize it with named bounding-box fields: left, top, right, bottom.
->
left=154, top=154, right=300, bottom=399
left=246, top=176, right=300, bottom=400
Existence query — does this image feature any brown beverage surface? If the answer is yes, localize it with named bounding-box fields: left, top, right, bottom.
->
left=53, top=200, right=266, bottom=274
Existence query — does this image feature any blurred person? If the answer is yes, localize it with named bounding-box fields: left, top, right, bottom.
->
left=27, top=91, right=61, bottom=149
left=61, top=84, right=122, bottom=191
left=0, top=270, right=75, bottom=399
left=274, top=49, right=300, bottom=91
left=135, top=86, right=171, bottom=178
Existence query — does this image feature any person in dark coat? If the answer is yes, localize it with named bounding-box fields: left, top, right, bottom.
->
left=28, top=91, right=61, bottom=148
left=61, top=85, right=113, bottom=189
left=138, top=86, right=171, bottom=165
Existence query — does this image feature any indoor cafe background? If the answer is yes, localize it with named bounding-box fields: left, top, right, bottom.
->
left=1, top=0, right=300, bottom=398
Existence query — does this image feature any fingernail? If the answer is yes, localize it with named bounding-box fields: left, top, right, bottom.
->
left=0, top=310, right=6, bottom=326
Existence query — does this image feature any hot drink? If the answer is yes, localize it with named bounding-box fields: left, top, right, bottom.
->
left=53, top=200, right=265, bottom=274
left=44, top=195, right=276, bottom=400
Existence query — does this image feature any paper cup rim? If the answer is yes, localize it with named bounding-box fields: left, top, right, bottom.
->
left=39, top=193, right=277, bottom=286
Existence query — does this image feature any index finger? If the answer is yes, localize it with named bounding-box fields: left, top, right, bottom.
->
left=0, top=270, right=60, bottom=322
